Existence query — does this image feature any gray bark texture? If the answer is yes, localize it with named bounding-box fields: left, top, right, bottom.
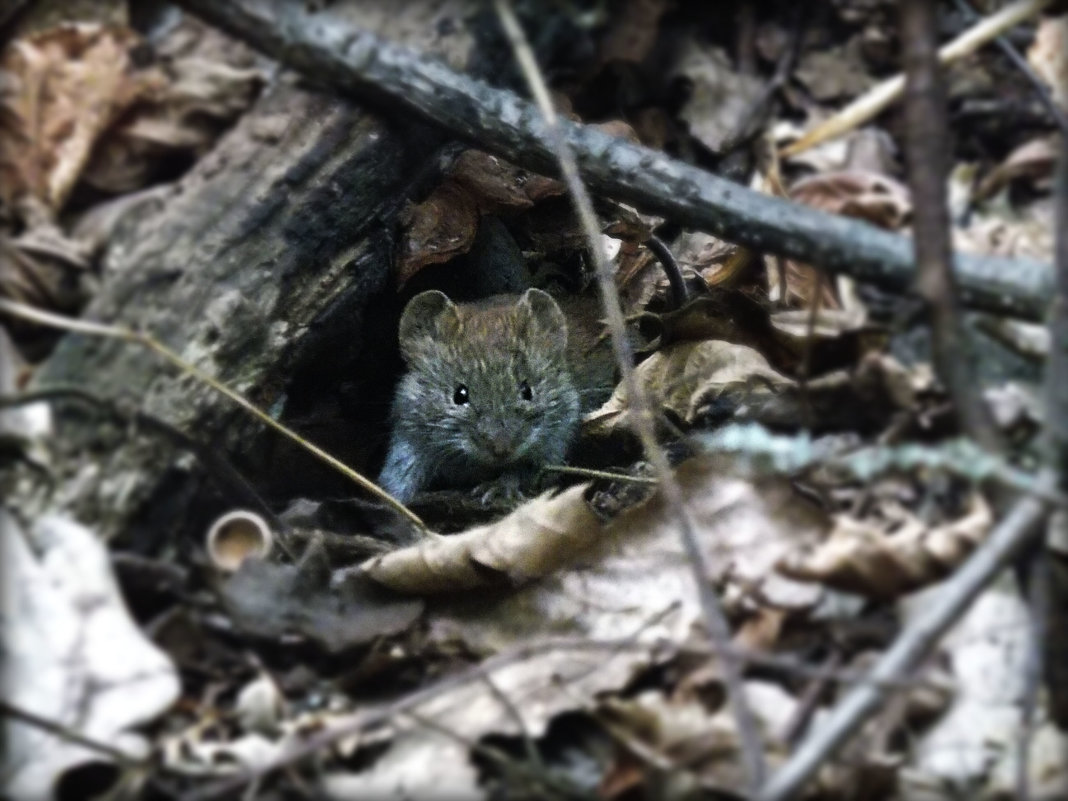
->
left=173, top=0, right=1053, bottom=321
left=13, top=2, right=495, bottom=548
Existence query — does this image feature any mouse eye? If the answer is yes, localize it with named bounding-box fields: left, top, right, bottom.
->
left=519, top=380, right=533, bottom=401
left=453, top=384, right=469, bottom=405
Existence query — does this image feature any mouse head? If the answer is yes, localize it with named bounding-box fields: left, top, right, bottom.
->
left=398, top=288, right=567, bottom=365
left=394, top=288, right=578, bottom=473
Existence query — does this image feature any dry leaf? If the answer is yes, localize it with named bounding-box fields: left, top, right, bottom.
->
left=1027, top=12, right=1068, bottom=110
left=901, top=575, right=1039, bottom=795
left=953, top=197, right=1055, bottom=263
left=673, top=229, right=751, bottom=287
left=672, top=38, right=764, bottom=153
left=221, top=540, right=424, bottom=652
left=2, top=512, right=180, bottom=800
left=599, top=682, right=803, bottom=792
left=450, top=148, right=565, bottom=211
left=82, top=57, right=264, bottom=194
left=777, top=493, right=992, bottom=599
left=361, top=484, right=603, bottom=593
left=776, top=169, right=909, bottom=309
left=789, top=170, right=911, bottom=230
left=795, top=38, right=877, bottom=102
left=0, top=24, right=165, bottom=216
left=395, top=180, right=480, bottom=285
left=973, top=135, right=1057, bottom=201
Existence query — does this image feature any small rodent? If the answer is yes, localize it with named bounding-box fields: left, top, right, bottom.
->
left=378, top=288, right=582, bottom=502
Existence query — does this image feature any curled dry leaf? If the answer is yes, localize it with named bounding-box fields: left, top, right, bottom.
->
left=777, top=492, right=993, bottom=599
left=395, top=180, right=479, bottom=285
left=953, top=201, right=1054, bottom=263
left=0, top=230, right=91, bottom=315
left=449, top=149, right=565, bottom=211
left=1, top=512, right=180, bottom=800
left=972, top=135, right=1056, bottom=202
left=397, top=149, right=568, bottom=285
left=0, top=24, right=166, bottom=216
left=776, top=168, right=910, bottom=309
left=361, top=484, right=603, bottom=593
left=368, top=457, right=827, bottom=629
left=346, top=460, right=826, bottom=798
left=673, top=229, right=753, bottom=287
left=587, top=339, right=910, bottom=438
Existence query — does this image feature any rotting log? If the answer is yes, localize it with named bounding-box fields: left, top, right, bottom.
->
left=8, top=2, right=505, bottom=549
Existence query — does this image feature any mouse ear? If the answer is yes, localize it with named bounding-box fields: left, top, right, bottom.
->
left=398, top=290, right=458, bottom=361
left=515, top=288, right=568, bottom=354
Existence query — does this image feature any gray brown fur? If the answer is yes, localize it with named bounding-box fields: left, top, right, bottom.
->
left=378, top=288, right=581, bottom=502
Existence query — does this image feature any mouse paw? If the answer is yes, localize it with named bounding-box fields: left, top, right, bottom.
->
left=470, top=473, right=531, bottom=508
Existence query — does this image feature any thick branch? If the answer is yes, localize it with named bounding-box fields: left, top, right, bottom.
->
left=171, top=0, right=1053, bottom=321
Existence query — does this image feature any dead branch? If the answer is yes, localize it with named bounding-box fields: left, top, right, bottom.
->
left=170, top=0, right=1054, bottom=321
left=757, top=493, right=1050, bottom=801
left=901, top=0, right=1002, bottom=451
left=492, top=1, right=766, bottom=791
left=1041, top=58, right=1068, bottom=741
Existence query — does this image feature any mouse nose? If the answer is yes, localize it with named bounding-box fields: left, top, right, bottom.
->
left=480, top=421, right=517, bottom=460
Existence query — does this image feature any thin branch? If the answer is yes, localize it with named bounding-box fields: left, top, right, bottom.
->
left=542, top=465, right=659, bottom=485
left=0, top=699, right=149, bottom=768
left=169, top=0, right=1053, bottom=321
left=951, top=0, right=1068, bottom=139
left=781, top=0, right=1057, bottom=157
left=757, top=492, right=1050, bottom=801
left=492, top=0, right=767, bottom=793
left=1017, top=552, right=1050, bottom=801
left=0, top=297, right=427, bottom=532
left=1039, top=31, right=1068, bottom=767
left=901, top=0, right=1002, bottom=452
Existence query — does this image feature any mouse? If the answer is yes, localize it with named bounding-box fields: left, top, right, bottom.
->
left=377, top=287, right=582, bottom=503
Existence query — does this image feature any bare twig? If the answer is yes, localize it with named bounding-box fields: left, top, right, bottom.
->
left=781, top=0, right=1057, bottom=157
left=0, top=297, right=427, bottom=531
left=1017, top=553, right=1050, bottom=801
left=477, top=673, right=549, bottom=781
left=951, top=0, right=1068, bottom=138
left=643, top=235, right=689, bottom=309
left=491, top=0, right=767, bottom=793
left=170, top=0, right=1053, bottom=321
left=542, top=465, right=659, bottom=485
left=0, top=699, right=149, bottom=768
left=1039, top=45, right=1068, bottom=773
left=901, top=0, right=1002, bottom=452
left=757, top=493, right=1050, bottom=801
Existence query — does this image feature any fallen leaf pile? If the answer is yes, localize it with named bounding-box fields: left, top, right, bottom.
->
left=2, top=2, right=1066, bottom=800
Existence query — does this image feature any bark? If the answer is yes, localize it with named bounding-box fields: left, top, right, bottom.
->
left=12, top=2, right=492, bottom=547
left=172, top=0, right=1053, bottom=321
